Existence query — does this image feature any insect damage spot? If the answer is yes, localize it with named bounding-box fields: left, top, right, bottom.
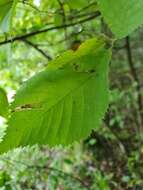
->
left=73, top=63, right=79, bottom=71
left=12, top=103, right=43, bottom=112
left=89, top=69, right=95, bottom=73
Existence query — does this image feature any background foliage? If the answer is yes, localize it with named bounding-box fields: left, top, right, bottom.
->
left=0, top=0, right=143, bottom=189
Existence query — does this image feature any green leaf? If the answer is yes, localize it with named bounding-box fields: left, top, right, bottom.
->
left=0, top=0, right=18, bottom=32
left=0, top=88, right=9, bottom=119
left=66, top=0, right=88, bottom=9
left=54, top=13, right=63, bottom=26
left=98, top=0, right=143, bottom=38
left=0, top=36, right=112, bottom=153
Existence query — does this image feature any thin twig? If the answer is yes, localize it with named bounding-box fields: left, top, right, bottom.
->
left=0, top=11, right=101, bottom=46
left=125, top=36, right=143, bottom=139
left=57, top=0, right=68, bottom=40
left=22, top=39, right=52, bottom=60
left=78, top=2, right=97, bottom=13
left=126, top=36, right=143, bottom=126
left=19, top=0, right=55, bottom=15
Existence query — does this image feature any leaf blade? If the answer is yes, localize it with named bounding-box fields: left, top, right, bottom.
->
left=0, top=88, right=9, bottom=119
left=0, top=0, right=18, bottom=32
left=0, top=37, right=111, bottom=153
left=98, top=0, right=143, bottom=38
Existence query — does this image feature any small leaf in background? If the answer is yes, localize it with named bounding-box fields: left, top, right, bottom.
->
left=54, top=13, right=63, bottom=26
left=98, top=0, right=143, bottom=38
left=66, top=0, right=88, bottom=9
left=0, top=88, right=9, bottom=119
left=0, top=0, right=18, bottom=32
left=0, top=171, right=11, bottom=188
left=0, top=36, right=112, bottom=153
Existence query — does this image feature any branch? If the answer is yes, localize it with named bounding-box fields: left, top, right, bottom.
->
left=78, top=2, right=97, bottom=13
left=19, top=0, right=55, bottom=15
left=125, top=36, right=143, bottom=127
left=22, top=39, right=52, bottom=60
left=0, top=11, right=100, bottom=46
left=57, top=0, right=68, bottom=40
